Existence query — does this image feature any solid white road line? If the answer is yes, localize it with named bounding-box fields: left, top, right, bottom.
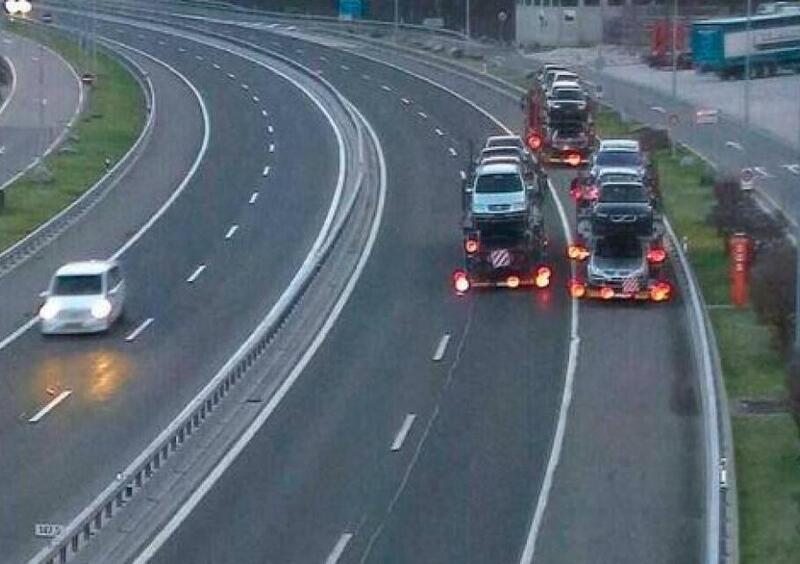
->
left=125, top=318, right=154, bottom=342
left=262, top=165, right=270, bottom=177
left=432, top=333, right=451, bottom=362
left=269, top=143, right=275, bottom=153
left=28, top=390, right=72, bottom=424
left=417, top=111, right=428, bottom=119
left=224, top=225, right=239, bottom=240
left=186, top=264, right=206, bottom=284
left=249, top=191, right=259, bottom=204
left=448, top=147, right=458, bottom=157
left=325, top=533, right=353, bottom=564
left=390, top=414, right=417, bottom=452
left=434, top=128, right=444, bottom=136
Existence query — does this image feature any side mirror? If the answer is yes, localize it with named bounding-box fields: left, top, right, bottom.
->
left=39, top=290, right=49, bottom=298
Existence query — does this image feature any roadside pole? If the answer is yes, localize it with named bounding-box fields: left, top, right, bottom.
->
left=671, top=0, right=678, bottom=99
left=744, top=0, right=752, bottom=126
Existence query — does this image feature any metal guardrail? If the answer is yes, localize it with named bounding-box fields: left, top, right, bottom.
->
left=28, top=14, right=373, bottom=564
left=0, top=23, right=157, bottom=279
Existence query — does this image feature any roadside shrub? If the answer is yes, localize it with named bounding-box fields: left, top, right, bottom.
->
left=788, top=352, right=800, bottom=433
left=751, top=239, right=797, bottom=353
left=634, top=126, right=670, bottom=152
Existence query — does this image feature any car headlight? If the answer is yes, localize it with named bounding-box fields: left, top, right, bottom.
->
left=509, top=201, right=527, bottom=212
left=91, top=299, right=112, bottom=319
left=39, top=300, right=59, bottom=321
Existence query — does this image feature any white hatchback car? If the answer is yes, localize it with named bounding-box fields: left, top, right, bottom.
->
left=39, top=261, right=126, bottom=334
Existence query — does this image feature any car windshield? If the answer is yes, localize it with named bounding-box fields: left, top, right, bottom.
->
left=487, top=138, right=522, bottom=149
left=599, top=183, right=649, bottom=203
left=553, top=89, right=583, bottom=101
left=53, top=274, right=103, bottom=296
left=475, top=173, right=523, bottom=193
left=595, top=151, right=642, bottom=167
left=595, top=238, right=643, bottom=259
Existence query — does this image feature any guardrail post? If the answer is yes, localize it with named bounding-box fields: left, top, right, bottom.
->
left=94, top=511, right=102, bottom=530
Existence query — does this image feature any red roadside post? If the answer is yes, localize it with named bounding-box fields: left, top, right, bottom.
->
left=729, top=232, right=753, bottom=307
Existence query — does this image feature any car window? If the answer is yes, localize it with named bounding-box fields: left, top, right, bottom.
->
left=595, top=238, right=643, bottom=258
left=53, top=275, right=103, bottom=296
left=599, top=183, right=649, bottom=203
left=595, top=151, right=642, bottom=167
left=553, top=89, right=583, bottom=101
left=475, top=173, right=523, bottom=194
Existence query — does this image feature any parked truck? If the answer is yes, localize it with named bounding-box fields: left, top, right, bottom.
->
left=693, top=10, right=800, bottom=78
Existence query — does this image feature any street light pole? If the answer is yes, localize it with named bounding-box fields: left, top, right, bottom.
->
left=671, top=0, right=678, bottom=99
left=393, top=0, right=399, bottom=41
left=465, top=0, right=470, bottom=40
left=745, top=0, right=752, bottom=126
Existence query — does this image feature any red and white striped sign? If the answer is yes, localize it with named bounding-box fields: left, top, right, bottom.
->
left=622, top=276, right=640, bottom=295
left=490, top=249, right=511, bottom=269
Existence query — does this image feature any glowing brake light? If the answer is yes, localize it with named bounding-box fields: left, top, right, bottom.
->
left=583, top=185, right=599, bottom=201
left=535, top=266, right=552, bottom=288
left=453, top=270, right=470, bottom=294
left=527, top=132, right=542, bottom=151
left=565, top=151, right=582, bottom=167
left=600, top=287, right=615, bottom=300
left=506, top=275, right=521, bottom=289
left=569, top=280, right=586, bottom=299
left=650, top=281, right=671, bottom=302
left=647, top=247, right=667, bottom=264
left=464, top=238, right=479, bottom=254
left=570, top=183, right=582, bottom=201
left=567, top=244, right=590, bottom=261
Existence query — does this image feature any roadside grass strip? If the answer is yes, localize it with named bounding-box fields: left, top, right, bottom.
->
left=0, top=21, right=144, bottom=251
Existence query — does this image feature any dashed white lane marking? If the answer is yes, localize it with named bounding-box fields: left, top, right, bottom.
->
left=224, top=225, right=239, bottom=240
left=213, top=63, right=220, bottom=69
left=319, top=55, right=328, bottom=62
left=782, top=163, right=800, bottom=175
left=325, top=533, right=353, bottom=564
left=295, top=48, right=304, bottom=54
left=725, top=140, right=744, bottom=151
left=271, top=40, right=281, bottom=47
left=390, top=414, right=417, bottom=451
left=227, top=73, right=235, bottom=79
left=435, top=128, right=444, bottom=136
left=178, top=47, right=186, bottom=53
left=459, top=170, right=467, bottom=181
left=401, top=97, right=411, bottom=105
left=267, top=125, right=274, bottom=134
left=361, top=73, right=371, bottom=80
left=249, top=191, right=259, bottom=204
left=432, top=333, right=451, bottom=362
left=28, top=390, right=73, bottom=424
left=754, top=166, right=774, bottom=178
left=158, top=40, right=166, bottom=45
left=261, top=109, right=268, bottom=117
left=195, top=55, right=204, bottom=61
left=269, top=143, right=275, bottom=153
left=125, top=318, right=154, bottom=342
left=340, top=64, right=350, bottom=71
left=448, top=147, right=458, bottom=157
left=262, top=165, right=271, bottom=177
left=186, top=264, right=207, bottom=284
left=381, top=84, right=392, bottom=92
left=241, top=83, right=250, bottom=90
left=417, top=111, right=428, bottom=119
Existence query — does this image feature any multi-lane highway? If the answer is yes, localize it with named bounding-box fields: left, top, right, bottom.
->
left=0, top=29, right=80, bottom=187
left=1, top=3, right=706, bottom=564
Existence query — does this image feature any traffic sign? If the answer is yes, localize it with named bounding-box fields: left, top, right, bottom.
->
left=740, top=167, right=755, bottom=191
left=695, top=108, right=720, bottom=125
left=338, top=0, right=362, bottom=20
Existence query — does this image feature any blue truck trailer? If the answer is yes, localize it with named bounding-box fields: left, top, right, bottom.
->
left=692, top=11, right=800, bottom=78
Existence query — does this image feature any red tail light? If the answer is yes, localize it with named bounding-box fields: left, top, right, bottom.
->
left=569, top=280, right=586, bottom=298
left=453, top=270, right=470, bottom=294
left=647, top=247, right=667, bottom=264
left=527, top=132, right=542, bottom=151
left=535, top=266, right=552, bottom=288
left=570, top=184, right=582, bottom=201
left=506, top=275, right=521, bottom=289
left=565, top=151, right=582, bottom=167
left=600, top=287, right=615, bottom=300
left=583, top=185, right=599, bottom=201
left=567, top=244, right=590, bottom=261
left=650, top=281, right=671, bottom=302
left=464, top=238, right=479, bottom=254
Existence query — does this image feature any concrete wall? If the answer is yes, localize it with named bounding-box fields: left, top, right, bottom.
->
left=515, top=0, right=665, bottom=47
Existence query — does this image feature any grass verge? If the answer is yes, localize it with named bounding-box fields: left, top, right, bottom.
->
left=0, top=20, right=144, bottom=252
left=596, top=107, right=800, bottom=564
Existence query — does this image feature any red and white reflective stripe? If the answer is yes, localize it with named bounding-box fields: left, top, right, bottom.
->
left=622, top=276, right=640, bottom=294
left=490, top=249, right=512, bottom=268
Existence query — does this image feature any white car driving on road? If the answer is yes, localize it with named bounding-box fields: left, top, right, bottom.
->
left=39, top=260, right=126, bottom=335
